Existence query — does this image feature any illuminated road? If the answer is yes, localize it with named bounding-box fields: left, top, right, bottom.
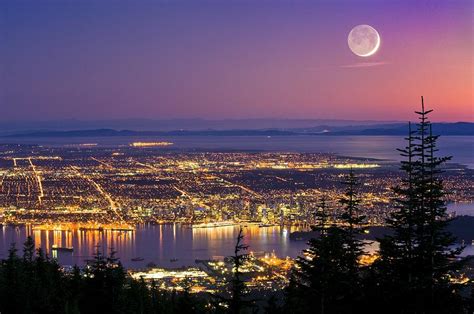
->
left=87, top=179, right=124, bottom=221
left=91, top=157, right=113, bottom=169
left=69, top=166, right=127, bottom=224
left=28, top=158, right=44, bottom=204
left=274, top=176, right=288, bottom=182
left=173, top=185, right=189, bottom=198
left=0, top=173, right=4, bottom=191
left=134, top=160, right=182, bottom=182
left=209, top=174, right=262, bottom=198
left=135, top=161, right=160, bottom=171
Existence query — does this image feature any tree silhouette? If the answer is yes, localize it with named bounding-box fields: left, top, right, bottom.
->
left=287, top=172, right=366, bottom=313
left=376, top=97, right=466, bottom=312
left=212, top=227, right=254, bottom=313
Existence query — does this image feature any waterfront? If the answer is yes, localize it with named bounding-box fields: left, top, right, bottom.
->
left=0, top=201, right=472, bottom=269
left=448, top=202, right=474, bottom=216
left=0, top=224, right=307, bottom=268
left=0, top=140, right=472, bottom=269
left=1, top=135, right=473, bottom=168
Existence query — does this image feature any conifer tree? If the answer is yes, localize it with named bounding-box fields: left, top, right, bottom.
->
left=23, top=236, right=35, bottom=263
left=338, top=170, right=366, bottom=274
left=287, top=173, right=366, bottom=313
left=81, top=246, right=127, bottom=313
left=315, top=196, right=329, bottom=234
left=213, top=227, right=253, bottom=313
left=228, top=227, right=252, bottom=314
left=376, top=97, right=465, bottom=312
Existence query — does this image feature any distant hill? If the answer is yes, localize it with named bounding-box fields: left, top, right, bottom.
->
left=328, top=122, right=474, bottom=136
left=0, top=118, right=401, bottom=134
left=4, top=129, right=296, bottom=138
left=3, top=122, right=473, bottom=138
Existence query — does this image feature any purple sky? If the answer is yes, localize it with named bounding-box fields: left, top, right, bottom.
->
left=1, top=0, right=472, bottom=121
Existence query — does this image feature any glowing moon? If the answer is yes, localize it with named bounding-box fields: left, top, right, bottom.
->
left=348, top=25, right=380, bottom=57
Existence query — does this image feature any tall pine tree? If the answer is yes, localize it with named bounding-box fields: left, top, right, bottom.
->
left=213, top=227, right=254, bottom=314
left=287, top=171, right=366, bottom=314
left=376, top=97, right=465, bottom=313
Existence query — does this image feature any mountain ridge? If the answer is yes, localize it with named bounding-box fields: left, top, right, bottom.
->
left=3, top=122, right=473, bottom=137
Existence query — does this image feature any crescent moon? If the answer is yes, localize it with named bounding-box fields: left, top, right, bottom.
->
left=347, top=25, right=380, bottom=57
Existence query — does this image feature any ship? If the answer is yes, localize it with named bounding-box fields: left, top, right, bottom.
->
left=51, top=244, right=74, bottom=252
left=192, top=220, right=237, bottom=229
left=258, top=223, right=277, bottom=228
left=111, top=227, right=135, bottom=232
left=131, top=257, right=144, bottom=262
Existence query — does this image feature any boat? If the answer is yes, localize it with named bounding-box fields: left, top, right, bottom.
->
left=51, top=244, right=74, bottom=252
left=111, top=227, right=135, bottom=232
left=79, top=226, right=104, bottom=232
left=192, top=220, right=237, bottom=229
left=170, top=258, right=178, bottom=262
left=258, top=223, right=276, bottom=228
left=131, top=257, right=144, bottom=262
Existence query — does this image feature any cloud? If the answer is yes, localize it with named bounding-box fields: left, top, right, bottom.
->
left=305, top=61, right=389, bottom=72
left=340, top=61, right=389, bottom=68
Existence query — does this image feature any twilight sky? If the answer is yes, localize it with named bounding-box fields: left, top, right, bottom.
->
left=0, top=0, right=472, bottom=121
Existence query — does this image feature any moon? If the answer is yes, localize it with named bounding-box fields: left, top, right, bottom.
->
left=348, top=25, right=380, bottom=57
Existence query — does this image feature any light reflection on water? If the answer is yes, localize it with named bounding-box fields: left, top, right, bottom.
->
left=448, top=202, right=474, bottom=216
left=0, top=224, right=307, bottom=269
left=1, top=204, right=472, bottom=269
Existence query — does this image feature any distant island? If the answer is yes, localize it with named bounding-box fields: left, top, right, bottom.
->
left=3, top=122, right=473, bottom=137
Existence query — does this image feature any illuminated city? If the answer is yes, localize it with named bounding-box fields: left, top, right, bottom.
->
left=0, top=0, right=472, bottom=312
left=1, top=145, right=471, bottom=229
left=0, top=142, right=472, bottom=302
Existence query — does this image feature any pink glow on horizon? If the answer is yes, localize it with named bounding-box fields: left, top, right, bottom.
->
left=0, top=0, right=472, bottom=122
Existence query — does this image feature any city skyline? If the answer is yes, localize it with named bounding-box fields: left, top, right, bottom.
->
left=0, top=1, right=473, bottom=313
left=1, top=0, right=472, bottom=122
